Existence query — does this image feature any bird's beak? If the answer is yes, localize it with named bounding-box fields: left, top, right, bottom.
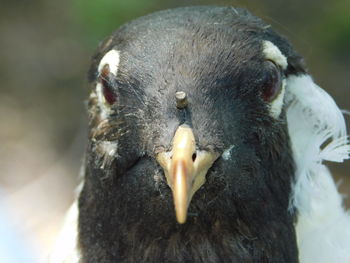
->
left=156, top=125, right=219, bottom=224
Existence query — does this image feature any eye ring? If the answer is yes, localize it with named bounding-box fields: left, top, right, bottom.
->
left=261, top=60, right=283, bottom=103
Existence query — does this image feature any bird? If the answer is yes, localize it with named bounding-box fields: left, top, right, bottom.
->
left=50, top=6, right=350, bottom=263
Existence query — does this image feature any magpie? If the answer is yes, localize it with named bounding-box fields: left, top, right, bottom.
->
left=50, top=6, right=350, bottom=263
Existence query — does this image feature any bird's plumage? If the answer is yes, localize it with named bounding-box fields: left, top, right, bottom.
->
left=286, top=75, right=350, bottom=262
left=50, top=6, right=350, bottom=263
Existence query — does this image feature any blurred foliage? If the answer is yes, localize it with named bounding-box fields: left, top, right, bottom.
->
left=69, top=0, right=236, bottom=47
left=314, top=0, right=350, bottom=59
left=70, top=0, right=161, bottom=46
left=69, top=0, right=273, bottom=48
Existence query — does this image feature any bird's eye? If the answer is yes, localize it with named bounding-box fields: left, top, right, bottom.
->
left=261, top=60, right=282, bottom=102
left=100, top=64, right=117, bottom=105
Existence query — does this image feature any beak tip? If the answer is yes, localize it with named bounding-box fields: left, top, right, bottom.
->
left=175, top=203, right=188, bottom=224
left=176, top=214, right=187, bottom=224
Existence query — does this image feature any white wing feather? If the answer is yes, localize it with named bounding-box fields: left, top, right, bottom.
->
left=286, top=75, right=350, bottom=263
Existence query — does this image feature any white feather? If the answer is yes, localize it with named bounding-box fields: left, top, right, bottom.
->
left=222, top=145, right=235, bottom=160
left=286, top=74, right=350, bottom=263
left=49, top=178, right=84, bottom=263
left=49, top=201, right=80, bottom=263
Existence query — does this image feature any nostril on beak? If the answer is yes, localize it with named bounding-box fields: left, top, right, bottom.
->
left=155, top=126, right=219, bottom=223
left=192, top=153, right=197, bottom=162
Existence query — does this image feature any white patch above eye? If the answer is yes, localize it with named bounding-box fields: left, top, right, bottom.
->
left=98, top=49, right=120, bottom=75
left=269, top=79, right=286, bottom=118
left=95, top=49, right=121, bottom=118
left=262, top=41, right=288, bottom=70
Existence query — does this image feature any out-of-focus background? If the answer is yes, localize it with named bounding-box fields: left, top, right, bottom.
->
left=0, top=0, right=349, bottom=262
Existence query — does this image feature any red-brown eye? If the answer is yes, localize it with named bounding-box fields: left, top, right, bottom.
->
left=100, top=64, right=117, bottom=105
left=261, top=60, right=282, bottom=102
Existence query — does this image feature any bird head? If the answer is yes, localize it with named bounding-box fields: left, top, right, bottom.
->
left=83, top=7, right=306, bottom=228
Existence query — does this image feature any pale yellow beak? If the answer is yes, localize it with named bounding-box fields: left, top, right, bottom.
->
left=156, top=125, right=218, bottom=224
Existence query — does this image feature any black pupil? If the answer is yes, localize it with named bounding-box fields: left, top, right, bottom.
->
left=261, top=61, right=282, bottom=102
left=100, top=64, right=117, bottom=105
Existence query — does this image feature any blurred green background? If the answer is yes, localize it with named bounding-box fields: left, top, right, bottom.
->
left=0, top=0, right=349, bottom=261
